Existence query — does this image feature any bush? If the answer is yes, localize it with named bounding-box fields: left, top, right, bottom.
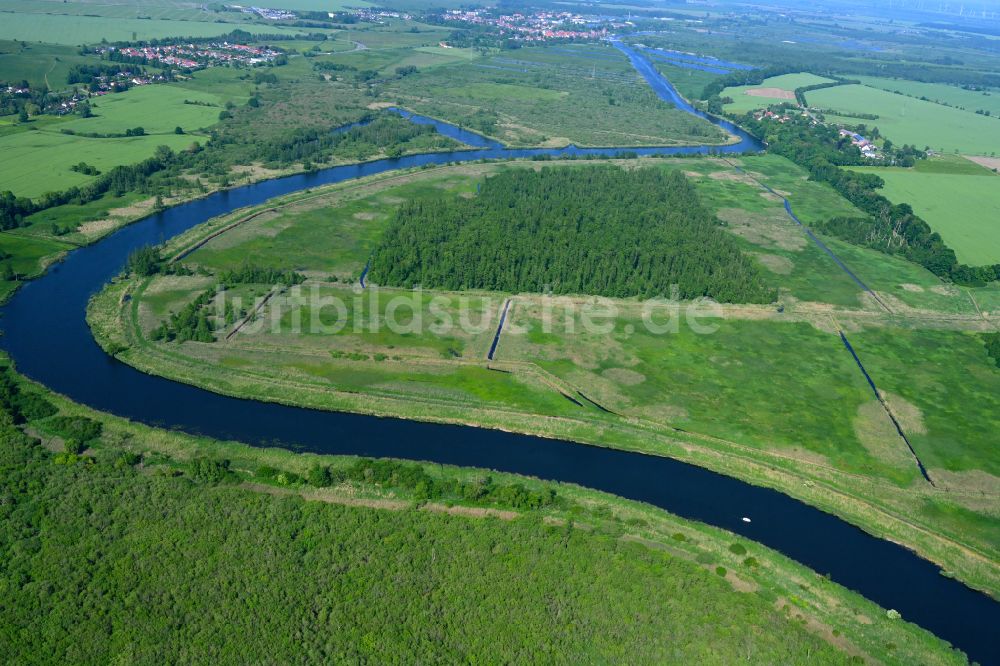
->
left=308, top=465, right=333, bottom=487
left=63, top=438, right=86, bottom=455
left=46, top=415, right=103, bottom=444
left=189, top=457, right=232, bottom=483
left=126, top=245, right=162, bottom=277
left=728, top=543, right=747, bottom=556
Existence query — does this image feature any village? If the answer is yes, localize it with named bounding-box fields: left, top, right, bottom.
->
left=439, top=8, right=621, bottom=41
left=98, top=42, right=282, bottom=71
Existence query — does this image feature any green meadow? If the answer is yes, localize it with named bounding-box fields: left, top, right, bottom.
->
left=0, top=67, right=257, bottom=198
left=385, top=46, right=729, bottom=147
left=0, top=230, right=72, bottom=299
left=0, top=40, right=93, bottom=89
left=851, top=162, right=1000, bottom=265
left=806, top=84, right=1000, bottom=155
left=849, top=326, right=1000, bottom=477
left=187, top=167, right=481, bottom=279
left=650, top=60, right=722, bottom=102
left=722, top=72, right=833, bottom=113
left=59, top=85, right=235, bottom=136
left=0, top=11, right=335, bottom=44
left=0, top=126, right=193, bottom=198
left=855, top=76, right=1000, bottom=117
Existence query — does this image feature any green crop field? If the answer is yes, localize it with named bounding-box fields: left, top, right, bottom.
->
left=0, top=40, right=94, bottom=89
left=806, top=84, right=1000, bottom=155
left=0, top=11, right=335, bottom=44
left=855, top=76, right=1000, bottom=117
left=722, top=73, right=833, bottom=113
left=59, top=86, right=236, bottom=136
left=851, top=162, right=1000, bottom=265
left=0, top=126, right=194, bottom=197
left=0, top=69, right=259, bottom=198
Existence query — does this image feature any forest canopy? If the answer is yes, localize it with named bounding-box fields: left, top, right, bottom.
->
left=369, top=166, right=775, bottom=303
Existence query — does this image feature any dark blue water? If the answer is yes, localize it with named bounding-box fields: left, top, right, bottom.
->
left=0, top=46, right=997, bottom=665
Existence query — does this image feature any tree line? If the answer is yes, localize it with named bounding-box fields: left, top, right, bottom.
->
left=740, top=114, right=999, bottom=286
left=370, top=166, right=776, bottom=303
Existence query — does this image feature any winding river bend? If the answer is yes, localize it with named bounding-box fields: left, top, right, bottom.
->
left=2, top=44, right=997, bottom=664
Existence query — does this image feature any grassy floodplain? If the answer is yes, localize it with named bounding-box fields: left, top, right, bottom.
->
left=722, top=73, right=834, bottom=113
left=89, top=157, right=1000, bottom=598
left=850, top=158, right=1000, bottom=265
left=806, top=84, right=1000, bottom=155
left=380, top=44, right=731, bottom=147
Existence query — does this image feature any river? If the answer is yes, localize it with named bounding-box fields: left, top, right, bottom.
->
left=1, top=43, right=996, bottom=665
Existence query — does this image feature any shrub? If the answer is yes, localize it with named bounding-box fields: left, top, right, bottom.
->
left=46, top=415, right=103, bottom=444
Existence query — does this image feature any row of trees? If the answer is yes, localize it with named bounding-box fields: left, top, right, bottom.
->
left=218, top=264, right=304, bottom=287
left=370, top=166, right=776, bottom=303
left=297, top=458, right=559, bottom=509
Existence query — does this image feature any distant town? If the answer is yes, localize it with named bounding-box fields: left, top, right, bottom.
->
left=98, top=42, right=283, bottom=70
left=439, top=9, right=624, bottom=42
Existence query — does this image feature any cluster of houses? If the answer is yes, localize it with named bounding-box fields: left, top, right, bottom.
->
left=3, top=73, right=167, bottom=116
left=440, top=9, right=616, bottom=41
left=753, top=109, right=794, bottom=123
left=229, top=5, right=297, bottom=21
left=57, top=72, right=168, bottom=114
left=100, top=42, right=282, bottom=70
left=838, top=128, right=880, bottom=158
left=351, top=9, right=411, bottom=23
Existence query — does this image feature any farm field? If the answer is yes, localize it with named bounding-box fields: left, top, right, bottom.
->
left=0, top=0, right=254, bottom=22
left=850, top=162, right=1000, bottom=265
left=806, top=84, right=1000, bottom=155
left=0, top=65, right=259, bottom=198
left=0, top=39, right=94, bottom=89
left=0, top=10, right=337, bottom=44
left=59, top=85, right=239, bottom=136
left=722, top=73, right=834, bottom=113
left=854, top=75, right=1000, bottom=117
left=382, top=45, right=730, bottom=147
left=0, top=125, right=193, bottom=198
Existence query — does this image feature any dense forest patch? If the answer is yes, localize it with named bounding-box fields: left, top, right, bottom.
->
left=369, top=166, right=776, bottom=303
left=0, top=430, right=850, bottom=664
